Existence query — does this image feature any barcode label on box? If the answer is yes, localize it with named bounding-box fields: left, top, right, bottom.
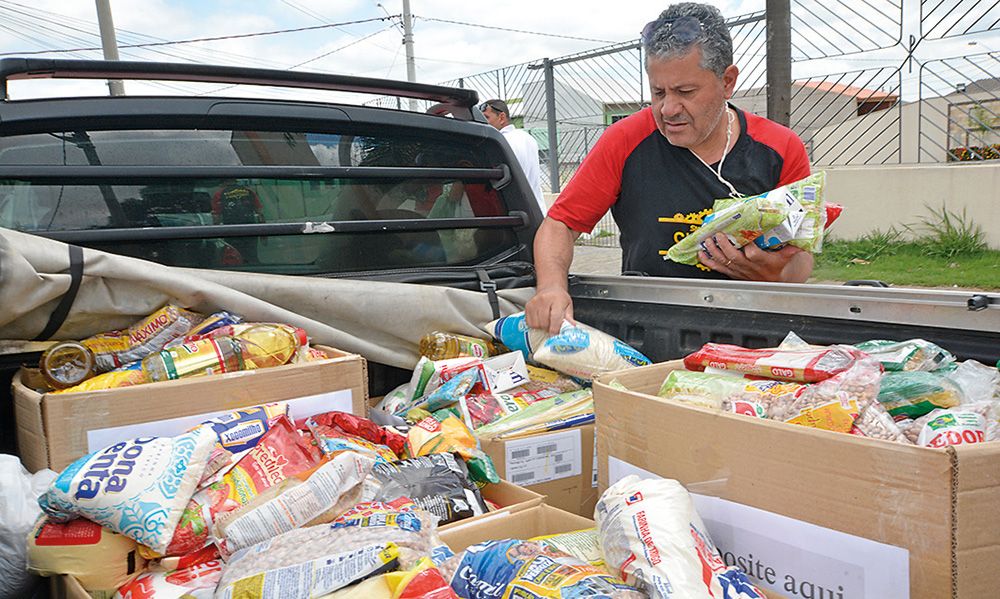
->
left=504, top=429, right=582, bottom=486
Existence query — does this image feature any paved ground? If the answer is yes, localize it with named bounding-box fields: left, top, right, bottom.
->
left=570, top=244, right=622, bottom=275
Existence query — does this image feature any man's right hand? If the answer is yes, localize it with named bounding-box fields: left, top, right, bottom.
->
left=525, top=286, right=574, bottom=334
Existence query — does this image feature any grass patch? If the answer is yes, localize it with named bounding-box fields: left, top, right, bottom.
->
left=812, top=242, right=1000, bottom=289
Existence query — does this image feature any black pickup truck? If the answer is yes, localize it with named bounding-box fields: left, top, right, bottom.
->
left=1, top=58, right=998, bottom=455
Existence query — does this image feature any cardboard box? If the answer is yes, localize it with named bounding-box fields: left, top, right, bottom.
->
left=15, top=346, right=367, bottom=472
left=438, top=478, right=544, bottom=532
left=594, top=360, right=1000, bottom=599
left=481, top=423, right=597, bottom=518
left=439, top=503, right=595, bottom=553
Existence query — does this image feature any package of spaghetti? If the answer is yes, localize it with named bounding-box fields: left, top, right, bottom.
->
left=37, top=426, right=216, bottom=554
left=473, top=389, right=593, bottom=440
left=443, top=539, right=643, bottom=599
left=81, top=304, right=204, bottom=372
left=683, top=342, right=869, bottom=383
left=459, top=380, right=572, bottom=430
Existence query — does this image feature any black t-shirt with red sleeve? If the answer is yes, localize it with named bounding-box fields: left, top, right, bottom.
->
left=547, top=105, right=811, bottom=278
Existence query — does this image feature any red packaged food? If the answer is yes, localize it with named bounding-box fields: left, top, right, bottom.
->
left=683, top=343, right=870, bottom=383
left=306, top=411, right=406, bottom=457
left=164, top=416, right=318, bottom=556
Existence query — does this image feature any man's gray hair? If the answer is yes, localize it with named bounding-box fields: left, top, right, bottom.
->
left=644, top=3, right=733, bottom=78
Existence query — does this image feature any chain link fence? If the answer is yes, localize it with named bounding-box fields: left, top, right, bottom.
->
left=368, top=0, right=999, bottom=248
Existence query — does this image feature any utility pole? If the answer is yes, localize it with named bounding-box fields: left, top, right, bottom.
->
left=402, top=0, right=417, bottom=110
left=765, top=0, right=791, bottom=126
left=95, top=0, right=125, bottom=96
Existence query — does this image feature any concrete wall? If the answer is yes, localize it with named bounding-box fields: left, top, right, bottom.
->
left=543, top=163, right=1000, bottom=248
left=824, top=162, right=1000, bottom=247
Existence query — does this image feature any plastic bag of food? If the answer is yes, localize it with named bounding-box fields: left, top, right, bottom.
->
left=526, top=365, right=583, bottom=393
left=443, top=539, right=642, bottom=599
left=529, top=528, right=606, bottom=569
left=82, top=304, right=204, bottom=372
left=473, top=389, right=593, bottom=440
left=596, top=475, right=767, bottom=599
left=766, top=357, right=881, bottom=433
left=854, top=339, right=955, bottom=372
left=683, top=342, right=868, bottom=383
left=405, top=415, right=499, bottom=484
left=215, top=450, right=377, bottom=555
left=215, top=502, right=440, bottom=598
left=947, top=359, right=1000, bottom=404
left=1, top=457, right=57, bottom=599
left=876, top=371, right=963, bottom=418
left=459, top=380, right=572, bottom=430
left=38, top=426, right=216, bottom=554
left=114, top=545, right=222, bottom=599
left=369, top=453, right=488, bottom=525
left=307, top=411, right=406, bottom=461
left=165, top=416, right=319, bottom=556
left=52, top=360, right=146, bottom=393
left=911, top=408, right=993, bottom=447
left=488, top=312, right=650, bottom=379
left=850, top=400, right=911, bottom=444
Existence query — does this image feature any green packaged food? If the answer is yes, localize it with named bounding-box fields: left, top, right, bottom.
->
left=876, top=371, right=963, bottom=418
left=855, top=339, right=955, bottom=372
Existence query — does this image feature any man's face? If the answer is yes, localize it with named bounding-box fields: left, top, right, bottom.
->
left=647, top=48, right=738, bottom=152
left=483, top=106, right=506, bottom=130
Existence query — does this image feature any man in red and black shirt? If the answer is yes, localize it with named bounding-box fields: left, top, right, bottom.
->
left=527, top=2, right=813, bottom=333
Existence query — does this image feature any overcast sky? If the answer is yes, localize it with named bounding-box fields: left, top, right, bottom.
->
left=0, top=0, right=995, bottom=101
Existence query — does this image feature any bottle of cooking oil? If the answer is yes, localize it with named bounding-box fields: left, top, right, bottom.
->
left=418, top=331, right=502, bottom=360
left=39, top=341, right=97, bottom=390
left=141, top=336, right=245, bottom=382
left=233, top=323, right=306, bottom=369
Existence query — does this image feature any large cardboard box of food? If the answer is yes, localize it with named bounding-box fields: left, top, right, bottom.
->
left=438, top=479, right=544, bottom=532
left=15, top=346, right=367, bottom=472
left=593, top=360, right=1000, bottom=599
left=440, top=503, right=595, bottom=553
left=480, top=423, right=597, bottom=518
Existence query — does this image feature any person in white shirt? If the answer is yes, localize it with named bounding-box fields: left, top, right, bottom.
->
left=480, top=99, right=546, bottom=215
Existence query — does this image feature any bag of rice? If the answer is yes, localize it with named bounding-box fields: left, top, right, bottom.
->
left=487, top=312, right=650, bottom=380
left=37, top=426, right=216, bottom=554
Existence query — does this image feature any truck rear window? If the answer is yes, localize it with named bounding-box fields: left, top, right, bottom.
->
left=0, top=128, right=520, bottom=274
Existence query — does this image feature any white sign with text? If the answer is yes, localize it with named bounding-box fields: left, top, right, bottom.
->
left=606, top=455, right=909, bottom=599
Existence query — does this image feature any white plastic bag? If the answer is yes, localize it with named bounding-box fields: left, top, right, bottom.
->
left=0, top=455, right=56, bottom=599
left=595, top=475, right=767, bottom=599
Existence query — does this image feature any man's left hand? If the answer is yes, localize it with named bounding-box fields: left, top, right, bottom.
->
left=698, top=233, right=813, bottom=283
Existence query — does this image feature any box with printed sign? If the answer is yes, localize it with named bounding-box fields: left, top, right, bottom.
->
left=15, top=345, right=367, bottom=472
left=480, top=422, right=597, bottom=518
left=593, top=359, right=1000, bottom=599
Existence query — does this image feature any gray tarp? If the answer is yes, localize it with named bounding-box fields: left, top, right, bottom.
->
left=0, top=228, right=532, bottom=368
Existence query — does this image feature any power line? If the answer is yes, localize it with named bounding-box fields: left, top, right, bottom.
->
left=0, top=15, right=398, bottom=56
left=414, top=16, right=614, bottom=44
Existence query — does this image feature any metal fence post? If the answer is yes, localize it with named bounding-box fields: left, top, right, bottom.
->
left=766, top=0, right=792, bottom=126
left=544, top=58, right=561, bottom=193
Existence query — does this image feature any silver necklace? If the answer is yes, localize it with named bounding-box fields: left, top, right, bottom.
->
left=690, top=107, right=743, bottom=198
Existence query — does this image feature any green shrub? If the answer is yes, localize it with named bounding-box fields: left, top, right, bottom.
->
left=908, top=204, right=987, bottom=259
